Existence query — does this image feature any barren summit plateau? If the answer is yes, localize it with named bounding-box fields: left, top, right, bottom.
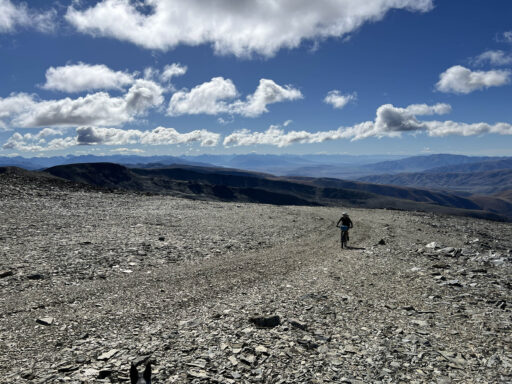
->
left=0, top=168, right=511, bottom=383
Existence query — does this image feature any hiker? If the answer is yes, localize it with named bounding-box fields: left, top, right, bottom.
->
left=336, top=211, right=353, bottom=241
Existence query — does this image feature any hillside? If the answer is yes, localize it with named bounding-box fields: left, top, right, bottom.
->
left=496, top=190, right=512, bottom=202
left=1, top=170, right=511, bottom=383
left=40, top=162, right=510, bottom=222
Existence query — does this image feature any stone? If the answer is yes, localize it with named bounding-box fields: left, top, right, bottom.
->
left=27, top=273, right=44, bottom=280
left=240, top=354, right=256, bottom=365
left=187, top=359, right=207, bottom=369
left=36, top=317, right=54, bottom=326
left=377, top=239, right=386, bottom=245
left=288, top=318, right=307, bottom=330
left=411, top=319, right=428, bottom=327
left=255, top=345, right=268, bottom=355
left=249, top=315, right=281, bottom=328
left=97, top=349, right=118, bottom=361
left=187, top=369, right=209, bottom=379
left=0, top=270, right=13, bottom=278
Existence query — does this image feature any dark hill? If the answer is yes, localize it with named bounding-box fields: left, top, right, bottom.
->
left=288, top=177, right=481, bottom=210
left=42, top=162, right=511, bottom=222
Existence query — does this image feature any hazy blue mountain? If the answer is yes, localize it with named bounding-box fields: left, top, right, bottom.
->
left=0, top=153, right=405, bottom=175
left=360, top=154, right=498, bottom=173
left=359, top=169, right=512, bottom=195
left=424, top=158, right=512, bottom=173
left=0, top=154, right=208, bottom=170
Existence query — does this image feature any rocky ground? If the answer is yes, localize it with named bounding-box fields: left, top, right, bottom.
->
left=0, top=170, right=511, bottom=383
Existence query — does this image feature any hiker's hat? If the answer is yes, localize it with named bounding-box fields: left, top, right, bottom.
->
left=342, top=212, right=348, bottom=216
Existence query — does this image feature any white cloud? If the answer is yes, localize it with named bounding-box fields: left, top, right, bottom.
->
left=168, top=77, right=237, bottom=116
left=436, top=65, right=510, bottom=94
left=224, top=124, right=350, bottom=148
left=2, top=124, right=221, bottom=152
left=111, top=147, right=145, bottom=153
left=76, top=126, right=220, bottom=147
left=0, top=0, right=56, bottom=33
left=471, top=50, right=512, bottom=66
left=341, top=103, right=512, bottom=140
left=42, top=63, right=135, bottom=93
left=161, top=63, right=187, bottom=82
left=4, top=79, right=163, bottom=129
left=499, top=31, right=512, bottom=43
left=168, top=77, right=302, bottom=117
left=223, top=102, right=512, bottom=146
left=65, top=0, right=433, bottom=57
left=2, top=129, right=76, bottom=152
left=0, top=93, right=37, bottom=128
left=324, top=90, right=356, bottom=109
left=231, top=79, right=303, bottom=117
left=424, top=121, right=512, bottom=137
left=124, top=79, right=165, bottom=113
left=403, top=103, right=451, bottom=115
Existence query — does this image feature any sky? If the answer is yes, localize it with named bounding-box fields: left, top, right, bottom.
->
left=0, top=0, right=511, bottom=157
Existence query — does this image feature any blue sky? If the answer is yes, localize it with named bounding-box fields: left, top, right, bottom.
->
left=0, top=0, right=511, bottom=157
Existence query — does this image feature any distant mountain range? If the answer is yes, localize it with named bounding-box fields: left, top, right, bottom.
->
left=2, top=153, right=512, bottom=216
left=359, top=158, right=512, bottom=195
left=30, top=162, right=512, bottom=222
left=1, top=152, right=508, bottom=177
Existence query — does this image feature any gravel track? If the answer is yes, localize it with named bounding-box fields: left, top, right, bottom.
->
left=0, top=174, right=511, bottom=383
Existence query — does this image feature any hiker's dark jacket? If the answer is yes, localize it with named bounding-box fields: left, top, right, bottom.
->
left=337, top=217, right=353, bottom=228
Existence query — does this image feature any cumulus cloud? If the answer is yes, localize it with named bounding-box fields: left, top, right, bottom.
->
left=65, top=0, right=433, bottom=57
left=168, top=77, right=302, bottom=117
left=471, top=50, right=512, bottom=66
left=168, top=77, right=237, bottom=116
left=2, top=129, right=76, bottom=152
left=1, top=124, right=220, bottom=152
left=2, top=79, right=163, bottom=129
left=231, top=79, right=303, bottom=117
left=76, top=126, right=220, bottom=147
left=499, top=31, right=512, bottom=43
left=403, top=103, right=451, bottom=115
left=224, top=124, right=351, bottom=148
left=436, top=65, right=510, bottom=94
left=425, top=121, right=512, bottom=137
left=161, top=63, right=187, bottom=82
left=0, top=0, right=56, bottom=33
left=223, top=102, right=512, bottom=146
left=324, top=90, right=356, bottom=109
left=42, top=63, right=135, bottom=93
left=340, top=103, right=512, bottom=140
left=0, top=93, right=36, bottom=128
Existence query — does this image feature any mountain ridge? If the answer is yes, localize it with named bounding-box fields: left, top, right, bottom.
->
left=38, top=162, right=511, bottom=222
